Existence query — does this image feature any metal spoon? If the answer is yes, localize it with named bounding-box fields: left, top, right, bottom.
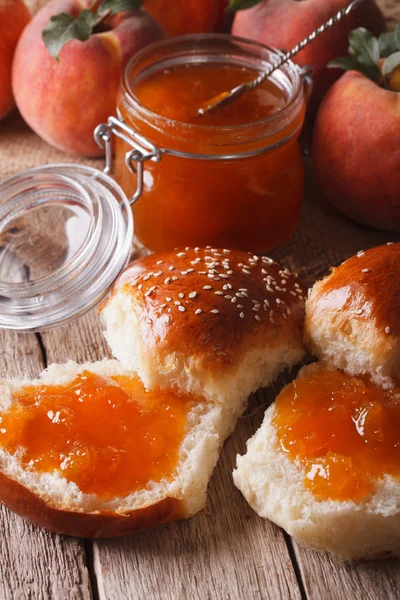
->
left=198, top=0, right=366, bottom=116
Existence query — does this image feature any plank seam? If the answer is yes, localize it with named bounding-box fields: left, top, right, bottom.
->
left=284, top=532, right=308, bottom=600
left=35, top=332, right=48, bottom=368
left=84, top=539, right=100, bottom=600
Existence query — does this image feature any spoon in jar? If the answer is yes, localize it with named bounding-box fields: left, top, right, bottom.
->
left=197, top=0, right=366, bottom=116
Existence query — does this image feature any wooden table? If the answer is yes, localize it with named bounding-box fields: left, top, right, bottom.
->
left=1, top=0, right=400, bottom=592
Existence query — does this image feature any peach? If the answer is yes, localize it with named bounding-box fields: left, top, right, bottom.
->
left=232, top=0, right=386, bottom=118
left=144, top=0, right=222, bottom=36
left=0, top=0, right=30, bottom=121
left=312, top=71, right=400, bottom=231
left=12, top=0, right=164, bottom=156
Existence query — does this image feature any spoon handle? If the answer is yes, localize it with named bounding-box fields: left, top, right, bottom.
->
left=199, top=0, right=366, bottom=114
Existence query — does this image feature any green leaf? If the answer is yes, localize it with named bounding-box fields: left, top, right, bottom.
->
left=349, top=27, right=380, bottom=67
left=378, top=30, right=398, bottom=58
left=42, top=12, right=92, bottom=61
left=328, top=57, right=362, bottom=72
left=98, top=0, right=142, bottom=16
left=382, top=51, right=400, bottom=77
left=228, top=0, right=262, bottom=10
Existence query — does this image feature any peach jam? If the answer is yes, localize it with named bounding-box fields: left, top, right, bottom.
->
left=273, top=368, right=400, bottom=502
left=0, top=371, right=193, bottom=498
left=115, top=35, right=307, bottom=253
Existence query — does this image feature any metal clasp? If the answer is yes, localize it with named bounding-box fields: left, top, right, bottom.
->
left=94, top=116, right=162, bottom=205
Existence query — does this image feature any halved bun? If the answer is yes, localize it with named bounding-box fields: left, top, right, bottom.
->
left=233, top=363, right=400, bottom=561
left=305, top=243, right=400, bottom=388
left=0, top=360, right=235, bottom=538
left=100, top=247, right=306, bottom=410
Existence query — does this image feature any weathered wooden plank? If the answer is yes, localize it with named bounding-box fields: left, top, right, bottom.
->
left=0, top=330, right=92, bottom=600
left=295, top=545, right=400, bottom=600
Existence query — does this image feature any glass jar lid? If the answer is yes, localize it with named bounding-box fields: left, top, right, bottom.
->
left=0, top=164, right=133, bottom=332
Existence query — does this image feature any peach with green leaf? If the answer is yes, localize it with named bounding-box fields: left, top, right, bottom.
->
left=231, top=0, right=386, bottom=117
left=313, top=27, right=400, bottom=231
left=12, top=0, right=164, bottom=156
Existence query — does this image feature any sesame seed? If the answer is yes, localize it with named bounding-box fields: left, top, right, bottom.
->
left=361, top=268, right=370, bottom=273
left=290, top=291, right=297, bottom=297
left=255, top=315, right=261, bottom=322
left=239, top=312, right=244, bottom=319
left=225, top=295, right=232, bottom=300
left=160, top=304, right=167, bottom=308
left=267, top=286, right=274, bottom=293
left=227, top=283, right=233, bottom=290
left=252, top=306, right=259, bottom=312
left=154, top=271, right=163, bottom=277
left=166, top=297, right=172, bottom=302
left=177, top=252, right=186, bottom=257
left=239, top=288, right=247, bottom=292
left=187, top=268, right=195, bottom=273
left=286, top=308, right=291, bottom=316
left=164, top=278, right=171, bottom=285
left=387, top=242, right=393, bottom=246
left=215, top=291, right=223, bottom=296
left=281, top=280, right=287, bottom=285
left=203, top=285, right=212, bottom=290
left=189, top=292, right=197, bottom=299
left=227, top=270, right=233, bottom=275
left=174, top=301, right=181, bottom=306
left=237, top=304, right=243, bottom=309
left=145, top=286, right=156, bottom=297
left=181, top=270, right=188, bottom=275
left=385, top=326, right=391, bottom=334
left=241, top=291, right=249, bottom=298
left=208, top=273, right=215, bottom=279
left=357, top=251, right=365, bottom=258
left=231, top=297, right=237, bottom=303
left=195, top=309, right=202, bottom=315
left=143, top=274, right=152, bottom=281
left=172, top=276, right=179, bottom=281
left=223, top=284, right=229, bottom=291
left=146, top=317, right=152, bottom=324
left=276, top=298, right=282, bottom=305
left=210, top=309, right=219, bottom=314
left=169, top=266, right=175, bottom=271
left=179, top=293, right=185, bottom=299
left=138, top=284, right=143, bottom=290
left=355, top=308, right=363, bottom=315
left=264, top=299, right=270, bottom=307
left=294, top=283, right=300, bottom=288
left=195, top=247, right=200, bottom=251
left=164, top=315, right=170, bottom=324
left=282, top=313, right=288, bottom=320
left=178, top=305, right=186, bottom=312
left=156, top=260, right=163, bottom=265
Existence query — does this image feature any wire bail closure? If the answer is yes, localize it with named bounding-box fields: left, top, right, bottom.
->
left=94, top=116, right=162, bottom=205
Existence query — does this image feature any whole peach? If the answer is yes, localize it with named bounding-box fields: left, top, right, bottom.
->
left=312, top=71, right=400, bottom=231
left=144, top=0, right=221, bottom=36
left=12, top=0, right=164, bottom=156
left=0, top=0, right=30, bottom=120
left=232, top=0, right=385, bottom=118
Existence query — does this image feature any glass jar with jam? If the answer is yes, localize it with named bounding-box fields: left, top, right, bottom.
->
left=96, top=35, right=310, bottom=254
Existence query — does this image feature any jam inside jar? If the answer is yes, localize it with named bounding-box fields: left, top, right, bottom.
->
left=115, top=35, right=308, bottom=253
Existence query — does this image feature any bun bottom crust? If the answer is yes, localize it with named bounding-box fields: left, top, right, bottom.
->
left=0, top=470, right=187, bottom=538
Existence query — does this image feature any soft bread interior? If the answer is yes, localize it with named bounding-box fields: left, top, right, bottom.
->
left=233, top=363, right=400, bottom=560
left=0, top=360, right=237, bottom=517
left=101, top=290, right=305, bottom=411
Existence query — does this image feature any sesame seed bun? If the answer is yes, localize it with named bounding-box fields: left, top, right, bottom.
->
left=305, top=243, right=400, bottom=388
left=233, top=362, right=400, bottom=561
left=100, top=247, right=307, bottom=411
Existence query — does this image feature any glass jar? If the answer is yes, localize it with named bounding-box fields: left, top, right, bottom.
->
left=0, top=164, right=133, bottom=332
left=104, top=35, right=309, bottom=254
